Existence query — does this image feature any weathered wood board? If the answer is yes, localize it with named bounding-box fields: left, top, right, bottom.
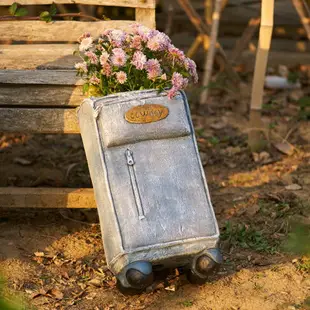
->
left=1, top=20, right=133, bottom=42
left=0, top=187, right=96, bottom=209
left=0, top=70, right=81, bottom=85
left=0, top=85, right=84, bottom=107
left=0, top=0, right=156, bottom=8
left=0, top=44, right=79, bottom=70
left=0, top=108, right=80, bottom=133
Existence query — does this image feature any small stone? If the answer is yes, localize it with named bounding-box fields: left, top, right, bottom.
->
left=13, top=157, right=32, bottom=166
left=285, top=184, right=302, bottom=191
left=289, top=89, right=304, bottom=102
left=292, top=258, right=298, bottom=263
left=210, top=121, right=226, bottom=130
left=274, top=142, right=295, bottom=156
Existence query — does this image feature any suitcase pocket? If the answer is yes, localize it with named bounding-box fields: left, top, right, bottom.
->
left=125, top=149, right=145, bottom=220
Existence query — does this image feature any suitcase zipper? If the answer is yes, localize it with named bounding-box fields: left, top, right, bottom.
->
left=125, top=149, right=145, bottom=220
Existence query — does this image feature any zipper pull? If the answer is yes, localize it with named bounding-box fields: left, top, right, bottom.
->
left=125, top=149, right=135, bottom=166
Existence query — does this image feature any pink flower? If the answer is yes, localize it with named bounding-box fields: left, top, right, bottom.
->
left=116, top=71, right=127, bottom=84
left=147, top=32, right=170, bottom=51
left=89, top=75, right=100, bottom=85
left=130, top=35, right=143, bottom=50
left=131, top=23, right=151, bottom=42
left=78, top=32, right=91, bottom=43
left=131, top=51, right=147, bottom=70
left=145, top=59, right=162, bottom=80
left=171, top=72, right=184, bottom=90
left=101, top=63, right=112, bottom=77
left=79, top=37, right=93, bottom=52
left=168, top=44, right=186, bottom=65
left=167, top=87, right=177, bottom=99
left=111, top=48, right=127, bottom=67
left=85, top=51, right=98, bottom=64
left=160, top=73, right=167, bottom=80
left=108, top=29, right=126, bottom=47
left=185, top=58, right=198, bottom=83
left=75, top=62, right=88, bottom=73
left=99, top=51, right=109, bottom=66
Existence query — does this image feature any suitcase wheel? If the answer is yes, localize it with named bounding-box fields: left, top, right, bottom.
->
left=116, top=261, right=154, bottom=294
left=187, top=252, right=221, bottom=285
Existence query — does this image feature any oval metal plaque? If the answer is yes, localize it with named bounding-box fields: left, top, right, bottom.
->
left=125, top=104, right=169, bottom=124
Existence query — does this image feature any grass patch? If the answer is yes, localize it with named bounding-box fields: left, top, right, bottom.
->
left=0, top=277, right=27, bottom=310
left=282, top=222, right=310, bottom=256
left=221, top=222, right=278, bottom=254
left=181, top=300, right=194, bottom=307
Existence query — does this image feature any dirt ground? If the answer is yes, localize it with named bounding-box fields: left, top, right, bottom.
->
left=0, top=77, right=310, bottom=309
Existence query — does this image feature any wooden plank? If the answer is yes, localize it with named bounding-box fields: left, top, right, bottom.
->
left=135, top=8, right=156, bottom=29
left=0, top=108, right=80, bottom=133
left=0, top=85, right=84, bottom=107
left=0, top=44, right=78, bottom=70
left=1, top=20, right=133, bottom=42
left=0, top=187, right=96, bottom=209
left=0, top=70, right=82, bottom=85
left=0, top=0, right=156, bottom=8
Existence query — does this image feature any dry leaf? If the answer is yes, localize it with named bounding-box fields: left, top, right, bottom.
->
left=89, top=278, right=102, bottom=287
left=210, top=121, right=226, bottom=130
left=34, top=251, right=45, bottom=257
left=274, top=142, right=294, bottom=156
left=47, top=288, right=64, bottom=300
left=165, top=284, right=176, bottom=292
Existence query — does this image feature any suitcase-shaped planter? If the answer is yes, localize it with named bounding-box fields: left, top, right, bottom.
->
left=78, top=89, right=222, bottom=293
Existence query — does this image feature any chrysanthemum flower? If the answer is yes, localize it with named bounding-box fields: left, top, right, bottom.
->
left=185, top=58, right=199, bottom=83
left=130, top=35, right=143, bottom=50
left=111, top=48, right=127, bottom=67
left=100, top=52, right=110, bottom=66
left=85, top=51, right=98, bottom=64
left=75, top=62, right=88, bottom=73
left=116, top=71, right=127, bottom=84
left=145, top=59, right=162, bottom=80
left=147, top=32, right=170, bottom=51
left=108, top=29, right=126, bottom=47
left=79, top=37, right=93, bottom=52
left=89, top=75, right=100, bottom=85
left=101, top=63, right=112, bottom=77
left=131, top=51, right=147, bottom=70
left=167, top=87, right=177, bottom=99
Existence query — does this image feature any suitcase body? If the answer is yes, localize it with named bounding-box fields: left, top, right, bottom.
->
left=78, top=90, right=221, bottom=290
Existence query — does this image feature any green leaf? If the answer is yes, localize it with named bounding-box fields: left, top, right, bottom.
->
left=15, top=7, right=28, bottom=16
left=102, top=15, right=111, bottom=21
left=49, top=2, right=57, bottom=16
left=9, top=2, right=18, bottom=15
left=298, top=96, right=310, bottom=108
left=40, top=11, right=52, bottom=22
left=83, top=83, right=89, bottom=94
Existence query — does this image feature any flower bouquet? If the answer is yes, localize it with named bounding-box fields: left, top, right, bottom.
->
left=75, top=23, right=198, bottom=99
